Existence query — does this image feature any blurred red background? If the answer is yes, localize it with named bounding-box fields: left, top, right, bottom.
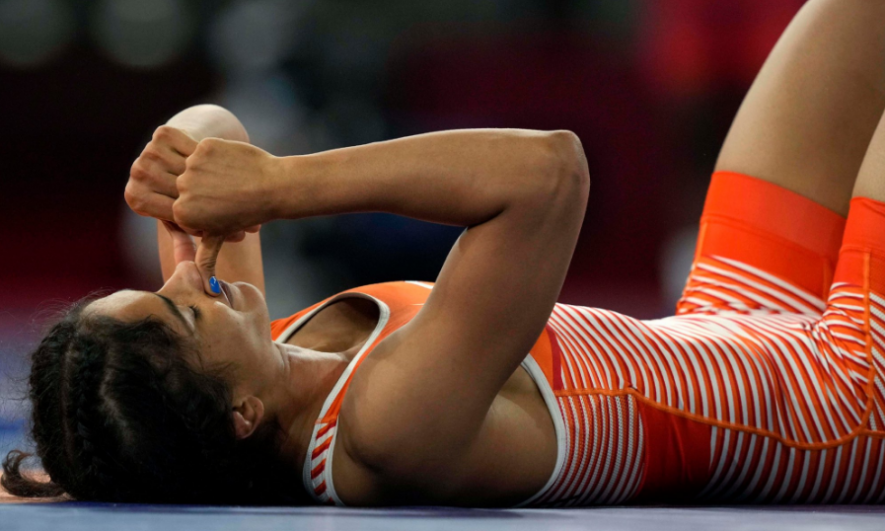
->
left=0, top=0, right=807, bottom=436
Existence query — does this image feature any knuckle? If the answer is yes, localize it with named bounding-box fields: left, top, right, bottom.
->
left=123, top=183, right=135, bottom=204
left=176, top=172, right=191, bottom=191
left=185, top=149, right=204, bottom=168
left=172, top=201, right=188, bottom=223
left=142, top=146, right=162, bottom=162
left=197, top=138, right=218, bottom=155
left=153, top=125, right=175, bottom=142
left=124, top=185, right=145, bottom=213
left=200, top=254, right=217, bottom=268
left=129, top=162, right=149, bottom=182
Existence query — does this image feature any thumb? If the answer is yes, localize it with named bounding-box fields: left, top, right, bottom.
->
left=195, top=234, right=225, bottom=296
left=162, top=221, right=196, bottom=264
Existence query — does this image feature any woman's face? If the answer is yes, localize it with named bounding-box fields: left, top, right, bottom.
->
left=87, top=261, right=274, bottom=377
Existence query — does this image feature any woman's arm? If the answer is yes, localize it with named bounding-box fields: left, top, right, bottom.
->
left=174, top=128, right=586, bottom=230
left=335, top=131, right=588, bottom=499
left=126, top=105, right=265, bottom=293
left=174, top=129, right=589, bottom=497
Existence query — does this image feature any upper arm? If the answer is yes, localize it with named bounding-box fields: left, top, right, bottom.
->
left=342, top=131, right=588, bottom=489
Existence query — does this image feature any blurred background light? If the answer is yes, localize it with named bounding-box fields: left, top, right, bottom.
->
left=0, top=0, right=74, bottom=67
left=120, top=206, right=163, bottom=288
left=91, top=0, right=193, bottom=69
left=217, top=71, right=307, bottom=154
left=321, top=94, right=387, bottom=148
left=659, top=226, right=699, bottom=313
left=208, top=0, right=310, bottom=72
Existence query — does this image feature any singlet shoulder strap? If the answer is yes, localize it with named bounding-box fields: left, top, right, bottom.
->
left=285, top=281, right=432, bottom=504
left=271, top=281, right=433, bottom=341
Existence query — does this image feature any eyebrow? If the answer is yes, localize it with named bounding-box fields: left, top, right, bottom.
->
left=153, top=293, right=191, bottom=331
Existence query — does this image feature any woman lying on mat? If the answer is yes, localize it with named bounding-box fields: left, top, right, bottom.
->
left=6, top=0, right=885, bottom=506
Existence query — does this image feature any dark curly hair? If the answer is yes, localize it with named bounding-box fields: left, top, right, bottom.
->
left=1, top=297, right=303, bottom=505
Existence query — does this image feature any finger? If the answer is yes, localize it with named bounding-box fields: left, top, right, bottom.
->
left=141, top=144, right=188, bottom=178
left=195, top=234, right=225, bottom=296
left=138, top=157, right=179, bottom=197
left=170, top=200, right=205, bottom=237
left=126, top=187, right=176, bottom=220
left=162, top=221, right=196, bottom=264
left=224, top=231, right=247, bottom=243
left=172, top=219, right=204, bottom=238
left=154, top=126, right=199, bottom=157
left=159, top=149, right=188, bottom=176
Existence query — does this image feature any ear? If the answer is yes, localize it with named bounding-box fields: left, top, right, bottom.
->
left=232, top=396, right=265, bottom=440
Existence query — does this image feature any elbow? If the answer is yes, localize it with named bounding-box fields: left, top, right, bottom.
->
left=534, top=130, right=590, bottom=202
left=549, top=130, right=590, bottom=186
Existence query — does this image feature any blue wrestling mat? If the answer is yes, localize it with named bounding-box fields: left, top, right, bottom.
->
left=2, top=504, right=884, bottom=531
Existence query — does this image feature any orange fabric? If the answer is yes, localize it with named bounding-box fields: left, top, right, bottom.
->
left=696, top=171, right=846, bottom=299
left=13, top=184, right=885, bottom=507
left=835, top=197, right=885, bottom=295
left=270, top=302, right=324, bottom=341
left=316, top=283, right=429, bottom=426
left=529, top=325, right=560, bottom=391
left=633, top=401, right=711, bottom=503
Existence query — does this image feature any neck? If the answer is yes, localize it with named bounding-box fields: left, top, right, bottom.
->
left=267, top=341, right=354, bottom=477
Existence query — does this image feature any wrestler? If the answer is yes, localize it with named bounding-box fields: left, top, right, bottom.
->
left=4, top=0, right=885, bottom=506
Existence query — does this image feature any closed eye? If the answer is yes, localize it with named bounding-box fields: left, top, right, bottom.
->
left=190, top=305, right=202, bottom=320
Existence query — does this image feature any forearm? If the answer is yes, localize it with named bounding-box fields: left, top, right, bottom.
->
left=166, top=104, right=249, bottom=144
left=275, top=129, right=586, bottom=225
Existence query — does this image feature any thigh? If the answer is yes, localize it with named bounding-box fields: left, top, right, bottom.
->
left=679, top=0, right=885, bottom=316
left=829, top=93, right=885, bottom=436
left=716, top=0, right=885, bottom=216
left=822, top=196, right=885, bottom=442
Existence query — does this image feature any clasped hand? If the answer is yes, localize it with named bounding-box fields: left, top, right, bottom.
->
left=125, top=125, right=278, bottom=293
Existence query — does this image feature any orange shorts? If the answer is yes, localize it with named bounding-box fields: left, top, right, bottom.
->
left=669, top=172, right=885, bottom=503
left=691, top=171, right=846, bottom=301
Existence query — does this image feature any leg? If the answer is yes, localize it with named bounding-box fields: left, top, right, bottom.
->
left=157, top=221, right=266, bottom=295
left=678, top=0, right=885, bottom=315
left=854, top=111, right=885, bottom=202
left=810, top=111, right=885, bottom=495
left=716, top=0, right=885, bottom=216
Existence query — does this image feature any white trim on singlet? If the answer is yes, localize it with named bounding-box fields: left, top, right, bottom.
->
left=513, top=354, right=566, bottom=507
left=405, top=280, right=434, bottom=290
left=282, top=284, right=565, bottom=507
left=276, top=292, right=390, bottom=506
left=275, top=292, right=389, bottom=347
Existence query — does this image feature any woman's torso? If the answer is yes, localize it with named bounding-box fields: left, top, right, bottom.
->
left=270, top=279, right=885, bottom=507
left=271, top=281, right=558, bottom=506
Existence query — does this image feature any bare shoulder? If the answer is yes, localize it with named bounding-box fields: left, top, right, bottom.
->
left=331, top=362, right=557, bottom=506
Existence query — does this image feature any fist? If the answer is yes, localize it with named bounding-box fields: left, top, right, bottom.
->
left=125, top=126, right=197, bottom=221
left=173, top=138, right=279, bottom=235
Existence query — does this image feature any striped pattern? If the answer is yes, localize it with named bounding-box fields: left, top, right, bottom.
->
left=305, top=421, right=337, bottom=502
left=530, top=393, right=644, bottom=506
left=529, top=254, right=885, bottom=505
left=294, top=255, right=885, bottom=506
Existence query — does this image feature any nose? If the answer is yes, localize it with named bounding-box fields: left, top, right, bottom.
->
left=160, top=261, right=204, bottom=295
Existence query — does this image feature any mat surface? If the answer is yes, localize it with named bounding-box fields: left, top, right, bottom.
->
left=1, top=504, right=884, bottom=531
